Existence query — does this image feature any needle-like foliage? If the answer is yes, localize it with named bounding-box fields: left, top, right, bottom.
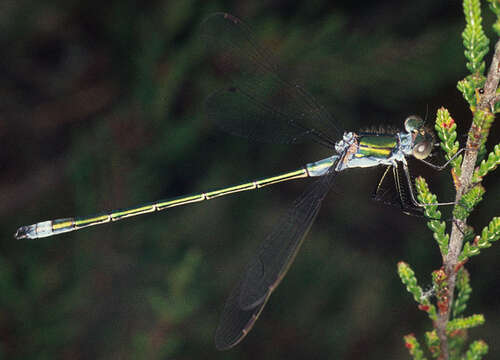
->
left=399, top=0, right=499, bottom=359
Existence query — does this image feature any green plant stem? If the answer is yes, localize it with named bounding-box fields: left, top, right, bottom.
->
left=434, top=38, right=500, bottom=360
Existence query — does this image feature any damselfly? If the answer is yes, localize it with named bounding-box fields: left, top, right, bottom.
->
left=14, top=13, right=455, bottom=350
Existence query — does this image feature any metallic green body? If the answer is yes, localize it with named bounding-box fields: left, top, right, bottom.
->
left=357, top=134, right=397, bottom=158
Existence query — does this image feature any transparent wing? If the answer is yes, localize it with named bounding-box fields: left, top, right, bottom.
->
left=215, top=273, right=271, bottom=350
left=215, top=166, right=337, bottom=349
left=201, top=12, right=340, bottom=147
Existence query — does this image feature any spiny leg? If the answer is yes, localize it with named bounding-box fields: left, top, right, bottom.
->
left=417, top=147, right=468, bottom=171
left=401, top=160, right=456, bottom=208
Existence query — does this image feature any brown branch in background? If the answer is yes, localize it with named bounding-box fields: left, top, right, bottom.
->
left=434, top=39, right=500, bottom=360
left=480, top=41, right=500, bottom=109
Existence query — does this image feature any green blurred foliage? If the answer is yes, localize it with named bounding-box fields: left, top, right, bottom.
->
left=0, top=0, right=498, bottom=359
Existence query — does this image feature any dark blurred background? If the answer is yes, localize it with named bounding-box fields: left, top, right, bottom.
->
left=0, top=0, right=498, bottom=359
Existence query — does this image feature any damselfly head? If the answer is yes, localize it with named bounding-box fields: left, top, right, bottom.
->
left=404, top=115, right=435, bottom=160
left=404, top=115, right=424, bottom=132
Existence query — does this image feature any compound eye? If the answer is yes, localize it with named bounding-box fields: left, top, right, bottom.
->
left=404, top=115, right=424, bottom=132
left=412, top=139, right=433, bottom=159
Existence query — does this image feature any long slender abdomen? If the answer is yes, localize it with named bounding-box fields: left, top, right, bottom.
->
left=14, top=167, right=322, bottom=240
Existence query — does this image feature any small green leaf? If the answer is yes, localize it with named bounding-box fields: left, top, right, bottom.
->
left=435, top=108, right=462, bottom=175
left=415, top=177, right=441, bottom=219
left=481, top=216, right=500, bottom=242
left=457, top=78, right=477, bottom=109
left=470, top=111, right=495, bottom=151
left=487, top=0, right=500, bottom=36
left=462, top=0, right=490, bottom=75
left=403, top=334, right=428, bottom=360
left=472, top=143, right=500, bottom=183
left=464, top=340, right=489, bottom=360
left=446, top=314, right=484, bottom=332
left=453, top=185, right=485, bottom=220
left=459, top=217, right=500, bottom=261
left=415, top=177, right=449, bottom=257
left=424, top=331, right=441, bottom=359
left=432, top=268, right=449, bottom=315
left=448, top=327, right=467, bottom=359
left=453, top=268, right=472, bottom=318
left=397, top=262, right=437, bottom=320
left=466, top=110, right=495, bottom=166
